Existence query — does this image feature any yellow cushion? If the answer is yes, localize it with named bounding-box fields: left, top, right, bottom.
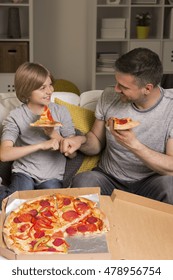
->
left=53, top=79, right=80, bottom=95
left=54, top=98, right=100, bottom=172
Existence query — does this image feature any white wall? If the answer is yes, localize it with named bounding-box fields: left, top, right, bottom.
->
left=33, top=0, right=89, bottom=92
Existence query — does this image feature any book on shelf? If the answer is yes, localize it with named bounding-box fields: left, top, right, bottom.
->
left=98, top=52, right=120, bottom=60
left=96, top=52, right=119, bottom=73
left=96, top=66, right=115, bottom=73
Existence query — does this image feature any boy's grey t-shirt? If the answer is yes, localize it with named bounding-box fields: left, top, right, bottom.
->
left=95, top=86, right=173, bottom=182
left=1, top=102, right=75, bottom=182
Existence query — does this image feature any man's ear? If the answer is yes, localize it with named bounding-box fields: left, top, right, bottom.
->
left=145, top=83, right=154, bottom=94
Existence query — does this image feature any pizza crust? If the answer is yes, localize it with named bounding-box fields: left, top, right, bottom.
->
left=30, top=122, right=62, bottom=127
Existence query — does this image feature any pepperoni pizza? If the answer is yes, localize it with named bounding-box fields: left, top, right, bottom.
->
left=3, top=193, right=109, bottom=254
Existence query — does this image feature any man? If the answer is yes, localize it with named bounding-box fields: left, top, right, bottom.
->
left=60, top=48, right=173, bottom=204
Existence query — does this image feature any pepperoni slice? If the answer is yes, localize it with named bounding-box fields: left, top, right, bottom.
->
left=86, top=223, right=97, bottom=232
left=74, top=201, right=89, bottom=214
left=63, top=198, right=71, bottom=206
left=53, top=238, right=64, bottom=247
left=29, top=209, right=38, bottom=217
left=77, top=224, right=88, bottom=233
left=65, top=226, right=77, bottom=236
left=62, top=210, right=79, bottom=222
left=39, top=200, right=50, bottom=207
left=86, top=216, right=98, bottom=224
left=13, top=217, right=21, bottom=223
left=18, top=213, right=32, bottom=223
left=47, top=247, right=57, bottom=252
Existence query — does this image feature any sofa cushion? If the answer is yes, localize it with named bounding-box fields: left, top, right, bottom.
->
left=51, top=91, right=80, bottom=106
left=53, top=79, right=80, bottom=95
left=55, top=97, right=95, bottom=134
left=54, top=98, right=100, bottom=173
left=79, top=90, right=103, bottom=111
left=0, top=92, right=21, bottom=135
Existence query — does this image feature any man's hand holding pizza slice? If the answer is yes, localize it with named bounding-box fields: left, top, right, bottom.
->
left=107, top=117, right=141, bottom=151
left=107, top=117, right=140, bottom=131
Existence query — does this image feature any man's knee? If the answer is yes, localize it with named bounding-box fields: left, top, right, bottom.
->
left=148, top=175, right=173, bottom=205
left=159, top=176, right=173, bottom=204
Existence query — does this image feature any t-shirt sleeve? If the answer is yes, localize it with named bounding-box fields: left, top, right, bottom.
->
left=95, top=86, right=116, bottom=121
left=51, top=104, right=75, bottom=137
left=1, top=113, right=20, bottom=143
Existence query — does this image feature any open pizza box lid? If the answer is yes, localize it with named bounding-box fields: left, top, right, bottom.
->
left=109, top=190, right=173, bottom=260
left=0, top=187, right=112, bottom=260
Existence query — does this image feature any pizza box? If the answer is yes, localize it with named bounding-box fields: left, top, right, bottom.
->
left=1, top=187, right=173, bottom=260
left=0, top=187, right=111, bottom=260
left=109, top=190, right=173, bottom=260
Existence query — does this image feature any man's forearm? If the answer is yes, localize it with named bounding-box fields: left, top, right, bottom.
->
left=79, top=131, right=103, bottom=155
left=132, top=142, right=173, bottom=176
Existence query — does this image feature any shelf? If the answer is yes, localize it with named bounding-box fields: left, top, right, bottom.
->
left=0, top=0, right=33, bottom=90
left=88, top=0, right=173, bottom=89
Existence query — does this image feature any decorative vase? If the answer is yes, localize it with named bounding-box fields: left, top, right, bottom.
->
left=136, top=26, right=150, bottom=39
left=7, top=7, right=21, bottom=38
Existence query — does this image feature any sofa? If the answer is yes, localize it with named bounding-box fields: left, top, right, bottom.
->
left=0, top=90, right=103, bottom=188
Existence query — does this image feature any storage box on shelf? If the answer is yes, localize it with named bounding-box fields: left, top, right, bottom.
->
left=0, top=0, right=33, bottom=91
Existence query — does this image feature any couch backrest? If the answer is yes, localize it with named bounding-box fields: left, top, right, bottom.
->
left=0, top=90, right=103, bottom=135
left=0, top=92, right=21, bottom=135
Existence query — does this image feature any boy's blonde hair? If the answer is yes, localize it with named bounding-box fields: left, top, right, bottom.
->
left=15, top=62, right=54, bottom=103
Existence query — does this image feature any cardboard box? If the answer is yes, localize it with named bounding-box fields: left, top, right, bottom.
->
left=101, top=28, right=126, bottom=39
left=109, top=190, right=173, bottom=260
left=102, top=18, right=126, bottom=29
left=1, top=188, right=173, bottom=260
left=0, top=187, right=111, bottom=260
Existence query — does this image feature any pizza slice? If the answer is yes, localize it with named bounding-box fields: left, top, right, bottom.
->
left=107, top=117, right=140, bottom=130
left=64, top=207, right=110, bottom=237
left=29, top=231, right=70, bottom=253
left=30, top=105, right=62, bottom=127
left=54, top=194, right=97, bottom=231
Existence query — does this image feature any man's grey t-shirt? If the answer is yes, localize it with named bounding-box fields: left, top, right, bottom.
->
left=1, top=102, right=75, bottom=182
left=95, top=86, right=173, bottom=182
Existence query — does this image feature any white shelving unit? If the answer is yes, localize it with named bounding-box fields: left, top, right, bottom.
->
left=88, top=0, right=173, bottom=89
left=0, top=0, right=33, bottom=92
